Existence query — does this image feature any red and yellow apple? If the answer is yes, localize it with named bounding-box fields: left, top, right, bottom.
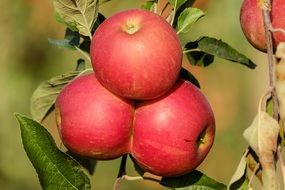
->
left=55, top=75, right=215, bottom=176
left=90, top=9, right=182, bottom=100
left=55, top=73, right=134, bottom=159
left=56, top=9, right=215, bottom=176
left=240, top=0, right=285, bottom=52
left=131, top=79, right=215, bottom=176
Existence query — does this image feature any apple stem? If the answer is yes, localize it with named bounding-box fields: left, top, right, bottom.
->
left=112, top=154, right=128, bottom=190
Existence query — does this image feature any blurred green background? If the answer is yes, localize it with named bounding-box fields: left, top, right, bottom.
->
left=0, top=0, right=269, bottom=189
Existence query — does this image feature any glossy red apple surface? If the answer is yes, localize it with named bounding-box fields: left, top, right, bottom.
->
left=55, top=73, right=134, bottom=159
left=240, top=0, right=285, bottom=52
left=90, top=9, right=182, bottom=100
left=131, top=79, right=215, bottom=176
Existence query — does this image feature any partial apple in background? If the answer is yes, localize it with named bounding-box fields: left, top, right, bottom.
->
left=131, top=79, right=215, bottom=177
left=90, top=9, right=182, bottom=100
left=55, top=73, right=134, bottom=160
left=240, top=0, right=285, bottom=52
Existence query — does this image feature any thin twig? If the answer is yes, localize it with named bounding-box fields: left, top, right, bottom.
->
left=112, top=154, right=128, bottom=190
left=122, top=174, right=161, bottom=183
left=262, top=0, right=279, bottom=120
left=170, top=0, right=178, bottom=26
left=269, top=26, right=285, bottom=35
left=123, top=175, right=144, bottom=181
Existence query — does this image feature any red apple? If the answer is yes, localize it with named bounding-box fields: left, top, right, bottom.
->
left=240, top=0, right=285, bottom=52
left=55, top=73, right=134, bottom=159
left=90, top=9, right=182, bottom=100
left=131, top=79, right=215, bottom=176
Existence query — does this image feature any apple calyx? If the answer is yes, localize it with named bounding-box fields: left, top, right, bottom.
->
left=197, top=129, right=207, bottom=147
left=123, top=21, right=140, bottom=35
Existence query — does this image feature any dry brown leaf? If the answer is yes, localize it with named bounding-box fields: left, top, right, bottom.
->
left=243, top=107, right=280, bottom=189
left=276, top=43, right=285, bottom=122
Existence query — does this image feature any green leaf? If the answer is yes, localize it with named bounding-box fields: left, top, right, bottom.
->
left=66, top=151, right=97, bottom=175
left=172, top=0, right=197, bottom=28
left=184, top=40, right=214, bottom=67
left=179, top=68, right=200, bottom=88
left=48, top=28, right=80, bottom=50
left=53, top=0, right=99, bottom=37
left=141, top=1, right=156, bottom=11
left=48, top=38, right=77, bottom=50
left=91, top=13, right=105, bottom=34
left=168, top=0, right=187, bottom=11
left=30, top=71, right=81, bottom=122
left=161, top=170, right=227, bottom=190
left=177, top=8, right=204, bottom=34
left=79, top=13, right=106, bottom=53
left=15, top=114, right=91, bottom=190
left=184, top=37, right=257, bottom=69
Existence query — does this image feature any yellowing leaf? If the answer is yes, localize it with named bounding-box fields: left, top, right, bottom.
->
left=276, top=42, right=285, bottom=59
left=243, top=111, right=279, bottom=166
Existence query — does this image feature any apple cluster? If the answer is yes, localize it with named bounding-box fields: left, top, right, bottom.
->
left=55, top=9, right=215, bottom=177
left=240, top=0, right=285, bottom=52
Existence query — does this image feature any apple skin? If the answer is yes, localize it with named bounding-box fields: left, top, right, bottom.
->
left=55, top=73, right=134, bottom=160
left=131, top=79, right=215, bottom=177
left=90, top=9, right=182, bottom=100
left=240, top=0, right=285, bottom=52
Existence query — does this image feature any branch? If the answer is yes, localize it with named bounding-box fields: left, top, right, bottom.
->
left=262, top=0, right=279, bottom=120
left=261, top=1, right=280, bottom=189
